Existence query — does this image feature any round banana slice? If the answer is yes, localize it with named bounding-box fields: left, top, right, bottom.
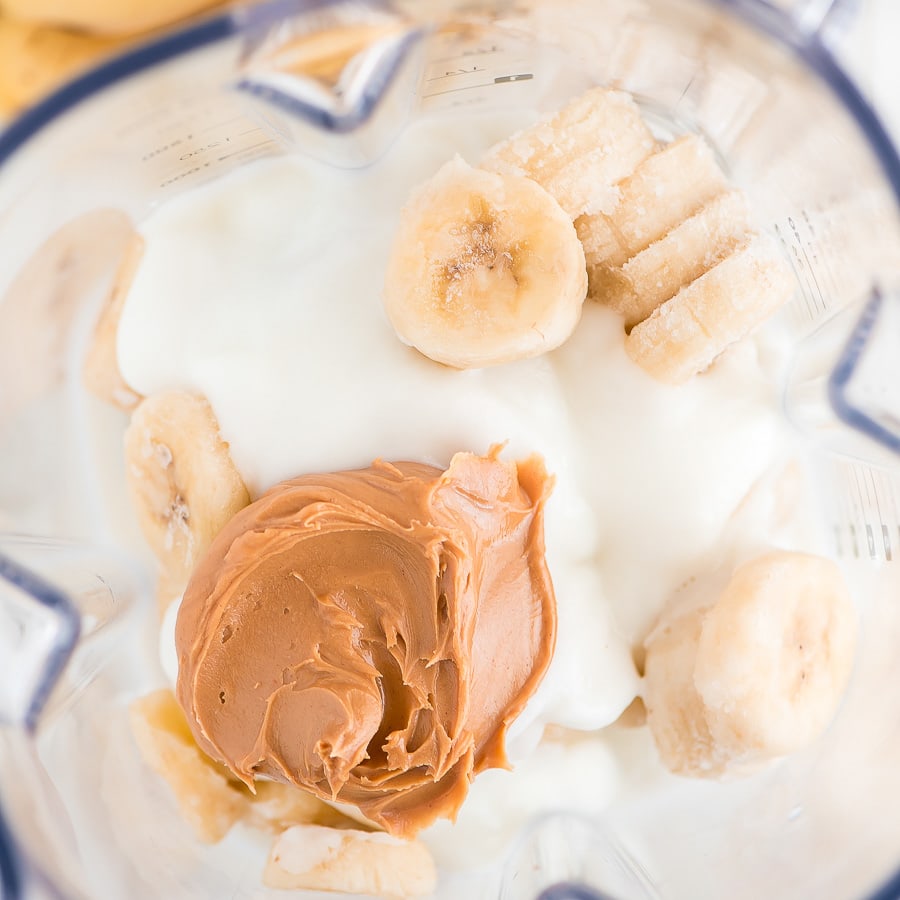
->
left=696, top=552, right=857, bottom=760
left=124, top=391, right=250, bottom=585
left=644, top=551, right=857, bottom=778
left=0, top=0, right=225, bottom=37
left=383, top=156, right=587, bottom=369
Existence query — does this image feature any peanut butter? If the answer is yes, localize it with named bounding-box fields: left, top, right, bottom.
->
left=175, top=449, right=556, bottom=836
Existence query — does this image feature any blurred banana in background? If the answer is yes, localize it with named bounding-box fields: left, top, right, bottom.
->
left=0, top=0, right=227, bottom=117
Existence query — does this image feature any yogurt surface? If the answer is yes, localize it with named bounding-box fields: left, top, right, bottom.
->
left=118, top=107, right=809, bottom=864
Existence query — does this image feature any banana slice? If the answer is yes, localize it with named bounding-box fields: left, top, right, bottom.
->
left=0, top=0, right=226, bottom=37
left=615, top=696, right=647, bottom=729
left=129, top=689, right=250, bottom=843
left=575, top=133, right=727, bottom=270
left=624, top=235, right=794, bottom=383
left=247, top=782, right=359, bottom=833
left=131, top=691, right=349, bottom=844
left=124, top=391, right=250, bottom=585
left=594, top=190, right=752, bottom=330
left=0, top=15, right=129, bottom=116
left=643, top=551, right=857, bottom=778
left=83, top=234, right=144, bottom=410
left=481, top=87, right=655, bottom=219
left=264, top=824, right=437, bottom=899
left=383, top=156, right=587, bottom=369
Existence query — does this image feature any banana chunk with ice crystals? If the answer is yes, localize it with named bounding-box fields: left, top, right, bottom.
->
left=575, top=133, right=727, bottom=277
left=482, top=87, right=656, bottom=219
left=624, top=235, right=794, bottom=383
left=594, top=190, right=752, bottom=330
left=643, top=551, right=857, bottom=778
left=264, top=824, right=437, bottom=899
left=124, top=391, right=250, bottom=586
left=383, top=156, right=587, bottom=368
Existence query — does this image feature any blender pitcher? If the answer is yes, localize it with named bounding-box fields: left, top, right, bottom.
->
left=2, top=0, right=900, bottom=898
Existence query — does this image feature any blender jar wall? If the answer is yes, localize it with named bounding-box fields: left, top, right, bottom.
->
left=1, top=1, right=900, bottom=899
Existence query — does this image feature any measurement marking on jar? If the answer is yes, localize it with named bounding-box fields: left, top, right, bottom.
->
left=430, top=46, right=502, bottom=64
left=887, top=476, right=900, bottom=563
left=853, top=465, right=875, bottom=559
left=867, top=466, right=891, bottom=560
left=427, top=66, right=487, bottom=81
left=217, top=140, right=276, bottom=162
left=802, top=209, right=841, bottom=305
left=775, top=223, right=816, bottom=323
left=425, top=73, right=534, bottom=98
left=494, top=74, right=533, bottom=84
left=676, top=74, right=697, bottom=106
left=791, top=217, right=828, bottom=316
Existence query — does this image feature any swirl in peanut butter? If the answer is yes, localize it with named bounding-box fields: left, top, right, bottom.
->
left=175, top=449, right=556, bottom=836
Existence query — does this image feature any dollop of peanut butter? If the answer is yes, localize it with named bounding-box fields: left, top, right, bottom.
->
left=175, top=449, right=556, bottom=836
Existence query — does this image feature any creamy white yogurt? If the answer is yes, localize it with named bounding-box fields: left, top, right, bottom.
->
left=118, top=108, right=805, bottom=865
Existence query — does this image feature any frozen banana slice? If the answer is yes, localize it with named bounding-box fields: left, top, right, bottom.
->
left=625, top=235, right=794, bottom=383
left=83, top=234, right=144, bottom=410
left=129, top=689, right=249, bottom=843
left=247, top=782, right=359, bottom=833
left=383, top=156, right=587, bottom=369
left=482, top=87, right=655, bottom=219
left=594, top=190, right=752, bottom=329
left=643, top=551, right=857, bottom=778
left=124, top=392, right=250, bottom=585
left=0, top=0, right=225, bottom=37
left=575, top=134, right=727, bottom=269
left=642, top=607, right=715, bottom=775
left=264, top=824, right=437, bottom=899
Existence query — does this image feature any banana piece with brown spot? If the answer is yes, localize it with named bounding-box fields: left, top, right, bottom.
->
left=123, top=391, right=250, bottom=586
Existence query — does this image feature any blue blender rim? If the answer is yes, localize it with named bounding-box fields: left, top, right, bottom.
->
left=0, top=0, right=897, bottom=203
left=1, top=2, right=899, bottom=899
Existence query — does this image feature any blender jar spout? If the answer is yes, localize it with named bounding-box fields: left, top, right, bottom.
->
left=0, top=553, right=79, bottom=733
left=232, top=0, right=427, bottom=166
left=774, top=0, right=856, bottom=35
left=722, top=0, right=858, bottom=44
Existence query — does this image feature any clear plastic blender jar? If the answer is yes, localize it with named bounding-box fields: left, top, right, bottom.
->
left=2, top=0, right=900, bottom=898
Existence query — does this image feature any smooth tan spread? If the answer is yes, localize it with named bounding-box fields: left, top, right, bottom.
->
left=175, top=449, right=556, bottom=836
